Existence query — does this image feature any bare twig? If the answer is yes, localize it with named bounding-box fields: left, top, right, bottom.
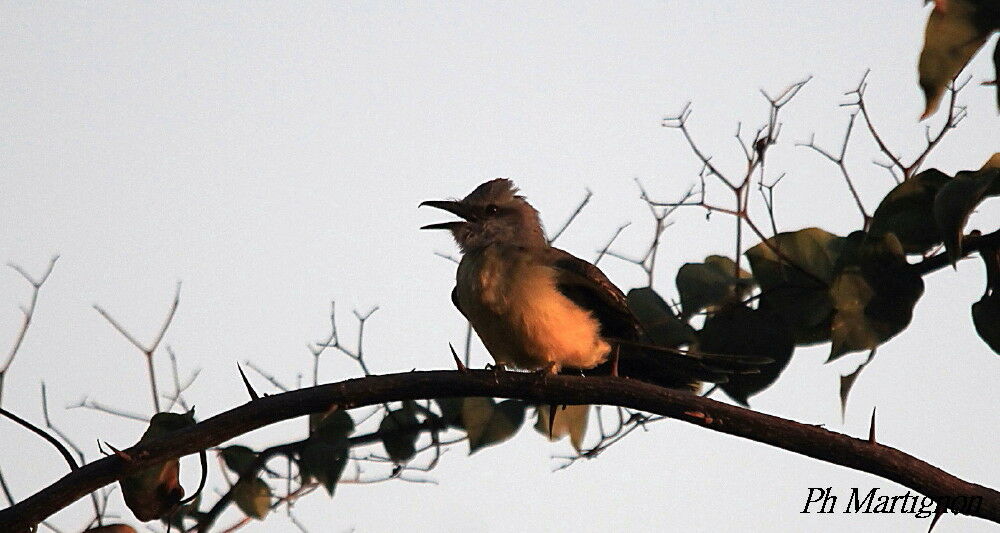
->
left=797, top=113, right=871, bottom=227
left=548, top=188, right=593, bottom=244
left=593, top=222, right=631, bottom=266
left=907, top=77, right=969, bottom=177
left=604, top=180, right=686, bottom=286
left=0, top=467, right=14, bottom=507
left=67, top=398, right=148, bottom=423
left=39, top=384, right=102, bottom=526
left=1, top=255, right=59, bottom=405
left=0, top=406, right=78, bottom=471
left=163, top=346, right=199, bottom=412
left=843, top=71, right=969, bottom=181
left=663, top=103, right=737, bottom=191
left=94, top=281, right=182, bottom=413
left=462, top=322, right=473, bottom=368
left=758, top=172, right=785, bottom=237
left=432, top=251, right=460, bottom=264
left=657, top=79, right=813, bottom=281
left=312, top=303, right=379, bottom=376
left=553, top=409, right=664, bottom=470
left=244, top=360, right=289, bottom=392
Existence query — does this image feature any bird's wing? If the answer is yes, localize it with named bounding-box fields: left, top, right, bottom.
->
left=547, top=247, right=740, bottom=388
left=546, top=247, right=643, bottom=340
left=450, top=286, right=466, bottom=318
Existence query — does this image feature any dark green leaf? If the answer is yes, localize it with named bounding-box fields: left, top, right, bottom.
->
left=972, top=246, right=1000, bottom=354
left=379, top=408, right=420, bottom=463
left=159, top=497, right=199, bottom=530
left=994, top=40, right=999, bottom=112
left=232, top=478, right=271, bottom=520
left=745, top=228, right=846, bottom=345
left=984, top=153, right=1000, bottom=193
left=933, top=168, right=1000, bottom=266
left=220, top=445, right=258, bottom=477
left=139, top=409, right=197, bottom=444
left=462, top=398, right=525, bottom=454
left=917, top=0, right=994, bottom=118
left=310, top=409, right=355, bottom=443
left=121, top=458, right=183, bottom=522
left=972, top=292, right=1000, bottom=354
left=868, top=168, right=950, bottom=254
left=626, top=287, right=696, bottom=347
left=829, top=233, right=923, bottom=360
left=434, top=397, right=465, bottom=429
left=839, top=350, right=875, bottom=418
left=298, top=439, right=349, bottom=496
left=121, top=409, right=196, bottom=521
left=533, top=404, right=589, bottom=451
left=675, top=255, right=754, bottom=318
left=698, top=304, right=795, bottom=406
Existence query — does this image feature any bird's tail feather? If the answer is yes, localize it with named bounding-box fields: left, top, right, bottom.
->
left=583, top=338, right=772, bottom=391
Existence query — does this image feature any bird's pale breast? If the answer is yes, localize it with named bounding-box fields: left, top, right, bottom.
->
left=455, top=245, right=610, bottom=372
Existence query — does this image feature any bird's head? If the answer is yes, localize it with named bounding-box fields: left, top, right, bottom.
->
left=420, top=178, right=546, bottom=253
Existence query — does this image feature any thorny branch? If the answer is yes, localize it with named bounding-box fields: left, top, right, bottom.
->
left=2, top=370, right=997, bottom=532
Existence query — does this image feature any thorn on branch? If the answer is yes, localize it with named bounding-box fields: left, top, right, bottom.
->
left=104, top=443, right=131, bottom=463
left=448, top=343, right=468, bottom=373
left=236, top=363, right=260, bottom=401
left=683, top=410, right=715, bottom=425
left=868, top=407, right=877, bottom=445
left=928, top=505, right=947, bottom=532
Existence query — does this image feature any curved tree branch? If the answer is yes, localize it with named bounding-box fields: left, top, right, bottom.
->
left=0, top=370, right=997, bottom=531
left=914, top=228, right=1000, bottom=276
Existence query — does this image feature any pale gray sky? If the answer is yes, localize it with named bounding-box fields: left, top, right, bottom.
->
left=1, top=2, right=997, bottom=532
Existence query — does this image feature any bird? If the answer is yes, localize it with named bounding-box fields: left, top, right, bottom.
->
left=420, top=178, right=758, bottom=390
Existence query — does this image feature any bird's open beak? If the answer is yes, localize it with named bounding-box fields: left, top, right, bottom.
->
left=419, top=200, right=474, bottom=230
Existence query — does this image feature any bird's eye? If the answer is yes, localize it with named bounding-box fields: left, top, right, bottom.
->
left=484, top=204, right=499, bottom=215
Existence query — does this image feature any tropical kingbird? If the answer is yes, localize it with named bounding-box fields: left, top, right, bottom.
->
left=421, top=178, right=751, bottom=390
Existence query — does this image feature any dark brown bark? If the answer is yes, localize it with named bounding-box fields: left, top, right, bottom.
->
left=914, top=227, right=1000, bottom=276
left=0, top=370, right=997, bottom=531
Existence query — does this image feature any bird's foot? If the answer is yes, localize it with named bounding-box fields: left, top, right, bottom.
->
left=485, top=362, right=507, bottom=384
left=533, top=361, right=558, bottom=385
